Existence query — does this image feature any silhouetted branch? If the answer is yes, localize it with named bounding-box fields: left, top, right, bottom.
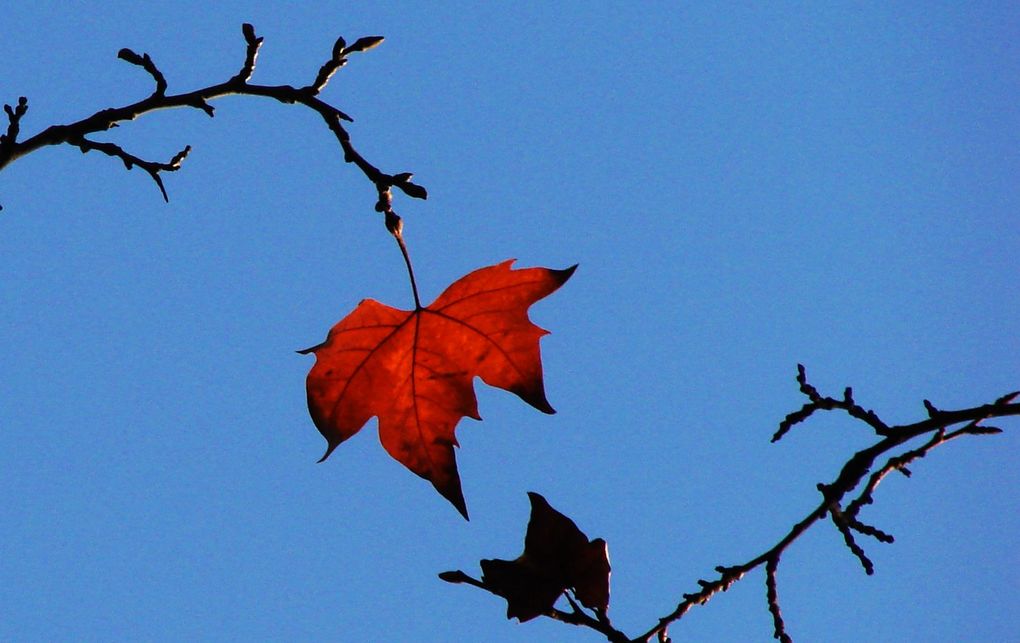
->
left=306, top=35, right=384, bottom=95
left=829, top=503, right=874, bottom=575
left=773, top=364, right=890, bottom=441
left=630, top=369, right=1017, bottom=642
left=0, top=23, right=426, bottom=218
left=765, top=557, right=790, bottom=643
left=1, top=96, right=28, bottom=150
left=0, top=96, right=29, bottom=209
left=234, top=23, right=263, bottom=83
left=445, top=365, right=1017, bottom=642
left=116, top=48, right=168, bottom=96
left=70, top=136, right=190, bottom=202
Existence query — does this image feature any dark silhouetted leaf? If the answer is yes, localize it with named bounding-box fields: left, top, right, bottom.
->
left=480, top=492, right=610, bottom=621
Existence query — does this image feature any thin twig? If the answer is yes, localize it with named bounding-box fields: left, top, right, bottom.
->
left=829, top=504, right=874, bottom=575
left=71, top=136, right=190, bottom=202
left=773, top=365, right=891, bottom=441
left=765, top=557, right=790, bottom=643
left=438, top=570, right=630, bottom=643
left=116, top=49, right=168, bottom=96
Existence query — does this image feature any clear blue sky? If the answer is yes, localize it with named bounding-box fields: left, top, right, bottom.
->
left=2, top=3, right=1017, bottom=642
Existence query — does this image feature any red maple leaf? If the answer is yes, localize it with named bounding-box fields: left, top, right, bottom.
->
left=300, top=260, right=575, bottom=518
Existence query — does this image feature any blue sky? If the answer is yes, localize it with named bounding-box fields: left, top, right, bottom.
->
left=2, top=3, right=1017, bottom=641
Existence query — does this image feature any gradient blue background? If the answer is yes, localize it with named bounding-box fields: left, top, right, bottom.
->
left=2, top=3, right=1017, bottom=641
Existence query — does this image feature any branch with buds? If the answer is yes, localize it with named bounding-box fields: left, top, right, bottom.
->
left=443, top=365, right=1018, bottom=643
left=0, top=24, right=425, bottom=220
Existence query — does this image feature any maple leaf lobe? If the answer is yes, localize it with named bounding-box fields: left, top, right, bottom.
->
left=302, top=260, right=575, bottom=518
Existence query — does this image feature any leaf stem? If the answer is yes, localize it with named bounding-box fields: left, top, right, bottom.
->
left=388, top=212, right=421, bottom=309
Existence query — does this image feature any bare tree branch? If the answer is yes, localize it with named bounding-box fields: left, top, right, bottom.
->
left=0, top=24, right=426, bottom=217
left=630, top=368, right=1016, bottom=642
left=445, top=365, right=1017, bottom=643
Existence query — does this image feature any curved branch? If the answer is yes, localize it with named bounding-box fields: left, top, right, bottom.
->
left=444, top=366, right=1017, bottom=643
left=631, top=369, right=1016, bottom=643
left=0, top=24, right=427, bottom=217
